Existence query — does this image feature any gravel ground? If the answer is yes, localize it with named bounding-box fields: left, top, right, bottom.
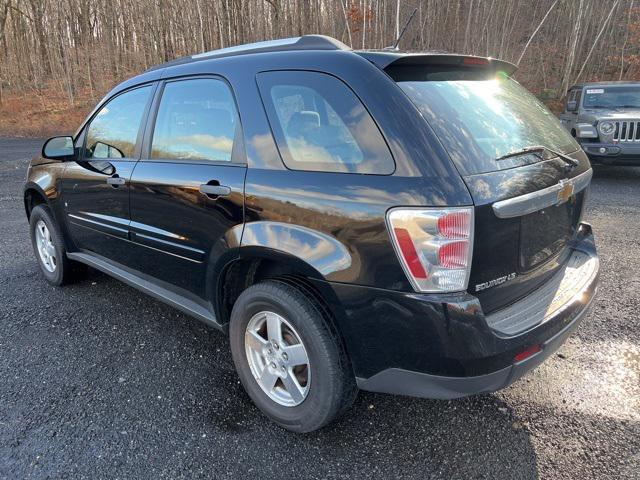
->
left=0, top=137, right=638, bottom=479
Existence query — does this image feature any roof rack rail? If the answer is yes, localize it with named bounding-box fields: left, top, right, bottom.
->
left=194, top=35, right=350, bottom=59
left=147, top=35, right=350, bottom=72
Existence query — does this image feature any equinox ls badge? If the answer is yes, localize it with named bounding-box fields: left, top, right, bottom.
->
left=475, top=272, right=516, bottom=292
left=557, top=179, right=574, bottom=204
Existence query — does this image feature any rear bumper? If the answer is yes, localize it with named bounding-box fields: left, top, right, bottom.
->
left=356, top=287, right=594, bottom=399
left=318, top=223, right=599, bottom=400
left=582, top=142, right=640, bottom=165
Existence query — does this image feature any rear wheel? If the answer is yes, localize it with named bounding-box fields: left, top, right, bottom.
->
left=29, top=204, right=85, bottom=286
left=229, top=280, right=357, bottom=432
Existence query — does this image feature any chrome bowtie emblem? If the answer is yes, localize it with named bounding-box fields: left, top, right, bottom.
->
left=557, top=179, right=574, bottom=204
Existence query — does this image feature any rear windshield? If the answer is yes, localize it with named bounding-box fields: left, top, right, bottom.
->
left=389, top=66, right=578, bottom=175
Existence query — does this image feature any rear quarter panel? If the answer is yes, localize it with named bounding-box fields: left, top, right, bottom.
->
left=178, top=51, right=474, bottom=290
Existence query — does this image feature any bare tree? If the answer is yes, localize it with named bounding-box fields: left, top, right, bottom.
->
left=0, top=0, right=638, bottom=116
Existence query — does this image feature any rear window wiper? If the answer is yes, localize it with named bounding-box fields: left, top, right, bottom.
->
left=496, top=145, right=579, bottom=168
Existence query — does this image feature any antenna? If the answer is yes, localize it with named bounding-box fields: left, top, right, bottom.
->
left=386, top=8, right=418, bottom=51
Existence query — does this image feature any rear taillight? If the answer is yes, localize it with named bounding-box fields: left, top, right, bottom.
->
left=386, top=207, right=474, bottom=293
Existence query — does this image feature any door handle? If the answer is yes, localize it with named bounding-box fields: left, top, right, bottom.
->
left=199, top=183, right=231, bottom=198
left=106, top=176, right=126, bottom=186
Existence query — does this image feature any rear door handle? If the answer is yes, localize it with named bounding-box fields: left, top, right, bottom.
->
left=106, top=176, right=126, bottom=186
left=199, top=183, right=231, bottom=198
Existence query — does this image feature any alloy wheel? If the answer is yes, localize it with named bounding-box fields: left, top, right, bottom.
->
left=245, top=311, right=311, bottom=407
left=35, top=220, right=56, bottom=273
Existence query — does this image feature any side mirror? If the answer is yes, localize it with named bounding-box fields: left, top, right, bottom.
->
left=566, top=100, right=578, bottom=112
left=42, top=136, right=75, bottom=161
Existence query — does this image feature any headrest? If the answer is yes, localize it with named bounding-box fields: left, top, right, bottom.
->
left=288, top=110, right=320, bottom=136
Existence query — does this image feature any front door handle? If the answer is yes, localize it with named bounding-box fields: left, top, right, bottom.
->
left=199, top=183, right=231, bottom=198
left=106, top=175, right=126, bottom=187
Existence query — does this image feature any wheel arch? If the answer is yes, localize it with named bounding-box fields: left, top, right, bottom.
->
left=212, top=220, right=354, bottom=326
left=213, top=246, right=330, bottom=326
left=214, top=247, right=355, bottom=375
left=23, top=183, right=50, bottom=219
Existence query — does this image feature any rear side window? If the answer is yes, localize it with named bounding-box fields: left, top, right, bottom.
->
left=84, top=85, right=152, bottom=159
left=257, top=71, right=394, bottom=174
left=151, top=78, right=238, bottom=162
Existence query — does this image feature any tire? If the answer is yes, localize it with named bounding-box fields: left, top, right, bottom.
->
left=29, top=204, right=85, bottom=286
left=229, top=280, right=357, bottom=433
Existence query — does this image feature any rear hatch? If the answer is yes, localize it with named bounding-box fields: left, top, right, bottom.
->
left=375, top=54, right=591, bottom=313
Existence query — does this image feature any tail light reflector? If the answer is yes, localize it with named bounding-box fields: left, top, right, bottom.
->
left=387, top=207, right=474, bottom=293
left=514, top=344, right=542, bottom=363
left=392, top=228, right=428, bottom=278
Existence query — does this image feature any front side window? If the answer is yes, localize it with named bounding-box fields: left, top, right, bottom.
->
left=85, top=86, right=152, bottom=159
left=257, top=71, right=394, bottom=174
left=151, top=78, right=238, bottom=162
left=574, top=88, right=582, bottom=109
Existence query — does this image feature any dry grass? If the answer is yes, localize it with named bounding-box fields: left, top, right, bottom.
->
left=0, top=88, right=95, bottom=138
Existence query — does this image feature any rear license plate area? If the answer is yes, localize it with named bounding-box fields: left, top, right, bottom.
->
left=519, top=194, right=583, bottom=271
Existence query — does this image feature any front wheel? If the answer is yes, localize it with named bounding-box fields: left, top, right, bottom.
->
left=229, top=280, right=357, bottom=433
left=29, top=204, right=85, bottom=286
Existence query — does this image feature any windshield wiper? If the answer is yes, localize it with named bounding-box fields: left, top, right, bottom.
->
left=496, top=145, right=579, bottom=169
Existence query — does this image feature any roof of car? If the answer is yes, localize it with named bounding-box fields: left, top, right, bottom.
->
left=87, top=34, right=516, bottom=134
left=144, top=34, right=517, bottom=75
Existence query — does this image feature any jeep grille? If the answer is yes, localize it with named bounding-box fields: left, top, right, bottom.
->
left=613, top=120, right=640, bottom=142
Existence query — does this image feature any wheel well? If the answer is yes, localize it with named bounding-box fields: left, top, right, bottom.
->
left=218, top=257, right=336, bottom=329
left=24, top=189, right=47, bottom=219
left=217, top=256, right=352, bottom=368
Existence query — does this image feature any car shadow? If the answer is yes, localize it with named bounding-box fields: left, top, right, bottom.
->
left=53, top=267, right=541, bottom=479
left=196, top=327, right=539, bottom=479
left=591, top=164, right=640, bottom=180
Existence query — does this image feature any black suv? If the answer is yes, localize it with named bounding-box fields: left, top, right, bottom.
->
left=24, top=35, right=599, bottom=432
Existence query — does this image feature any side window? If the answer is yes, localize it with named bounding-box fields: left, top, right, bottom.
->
left=151, top=78, right=238, bottom=162
left=574, top=89, right=582, bottom=110
left=566, top=89, right=576, bottom=112
left=84, top=85, right=152, bottom=159
left=257, top=71, right=394, bottom=174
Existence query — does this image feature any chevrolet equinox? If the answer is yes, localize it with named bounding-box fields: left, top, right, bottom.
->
left=24, top=35, right=599, bottom=432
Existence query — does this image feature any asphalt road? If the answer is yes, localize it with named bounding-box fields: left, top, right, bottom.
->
left=1, top=137, right=638, bottom=479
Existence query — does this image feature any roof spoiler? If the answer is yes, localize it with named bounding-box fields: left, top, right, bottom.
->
left=357, top=51, right=518, bottom=76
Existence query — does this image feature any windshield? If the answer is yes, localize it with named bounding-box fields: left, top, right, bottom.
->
left=583, top=86, right=640, bottom=109
left=391, top=68, right=578, bottom=175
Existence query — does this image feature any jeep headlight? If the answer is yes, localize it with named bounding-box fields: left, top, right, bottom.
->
left=599, top=121, right=615, bottom=136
